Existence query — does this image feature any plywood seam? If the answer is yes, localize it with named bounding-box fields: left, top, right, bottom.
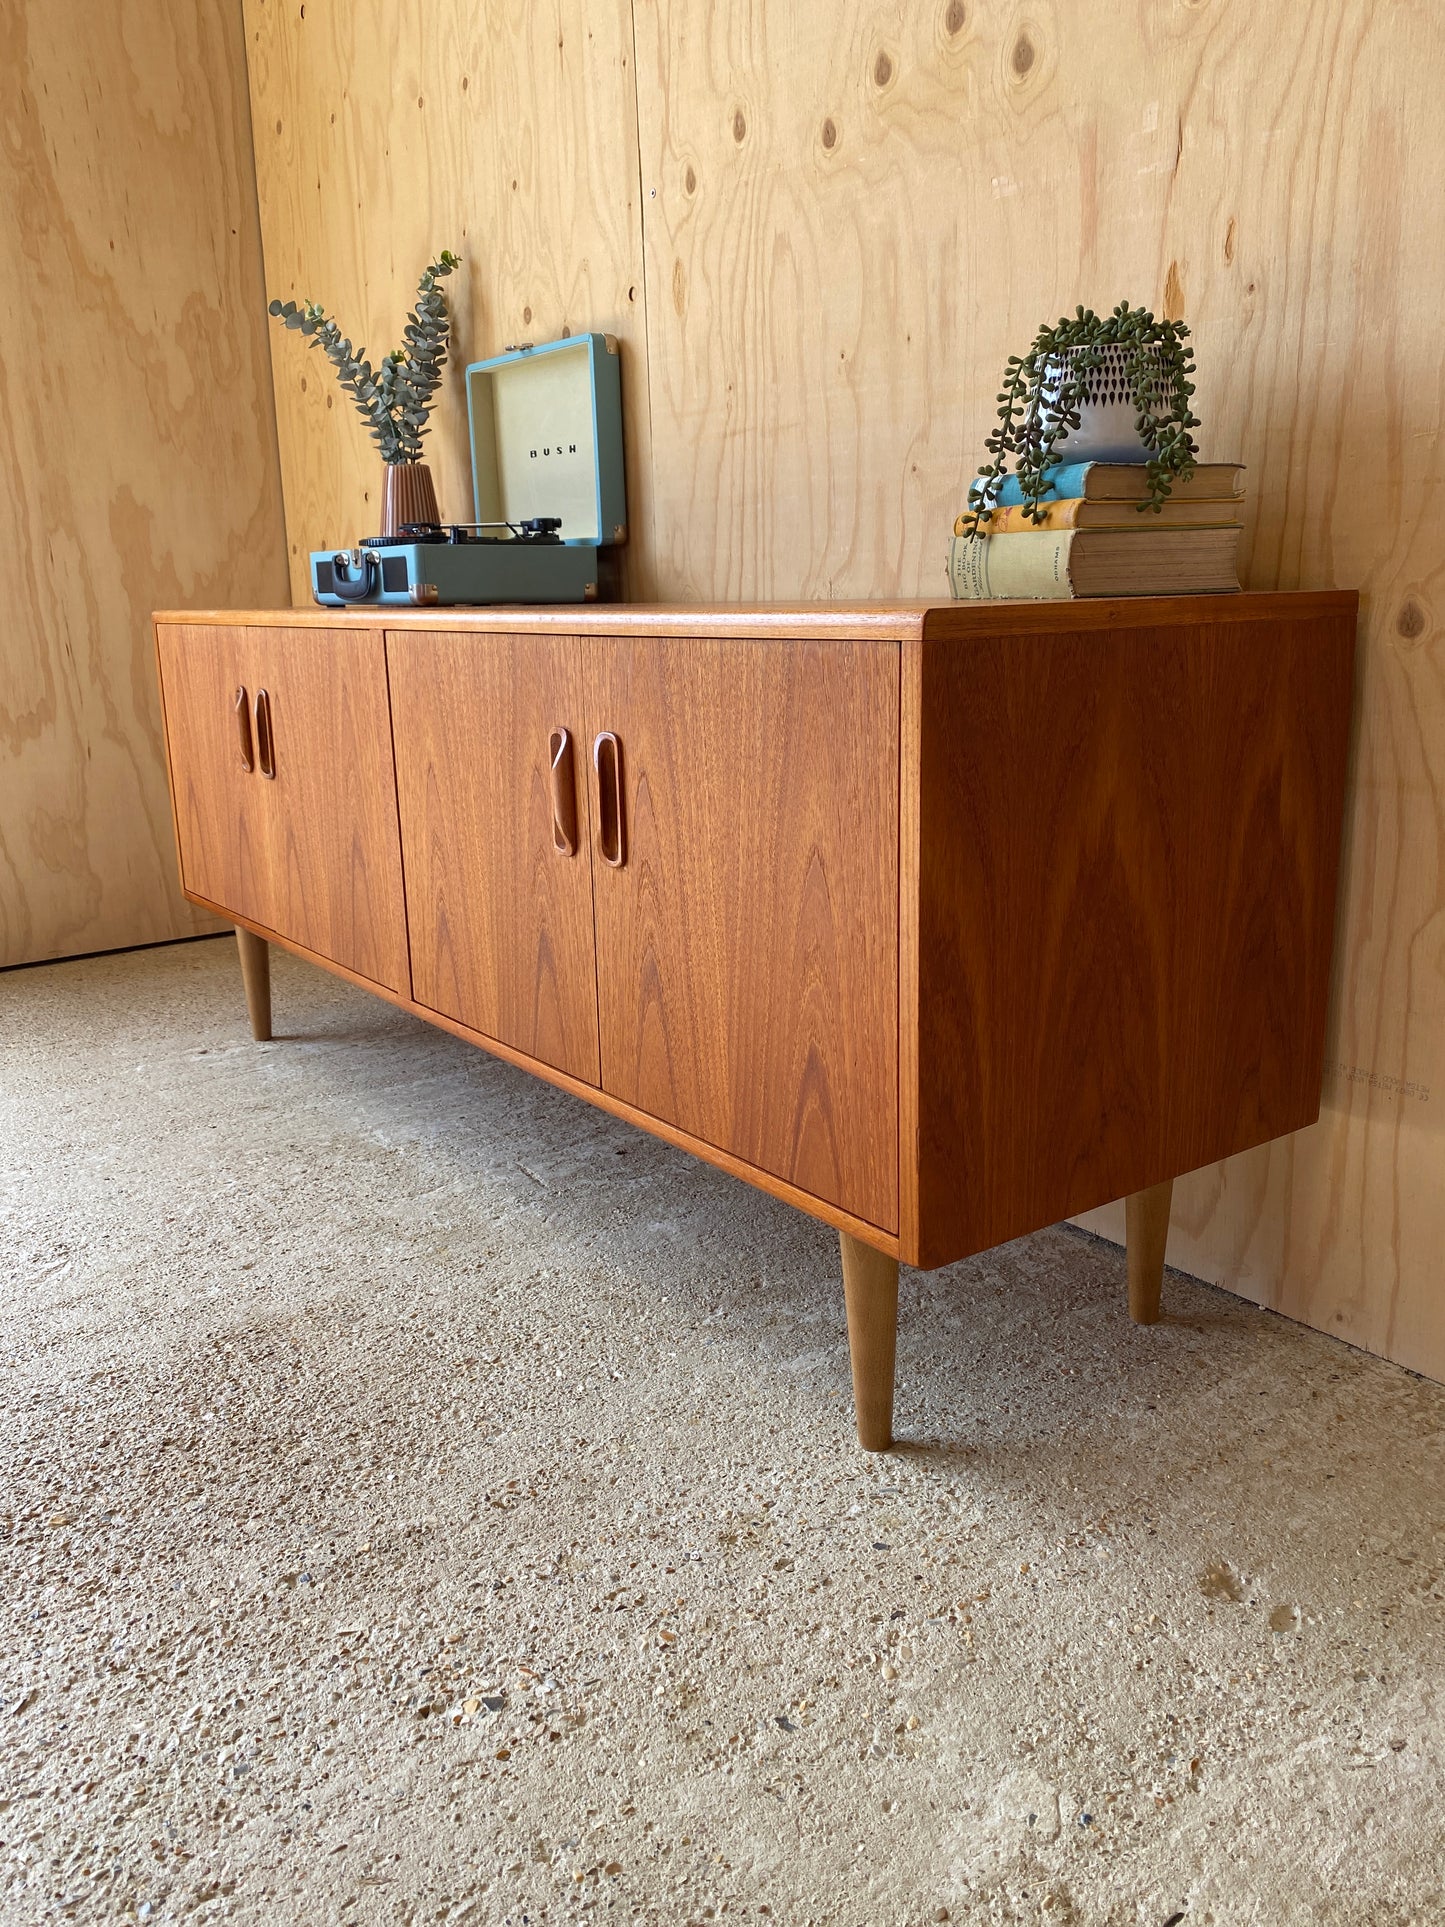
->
left=623, top=0, right=659, bottom=581
left=237, top=12, right=294, bottom=613
left=3, top=0, right=287, bottom=964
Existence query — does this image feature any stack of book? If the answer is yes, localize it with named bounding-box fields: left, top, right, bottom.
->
left=947, top=461, right=1246, bottom=601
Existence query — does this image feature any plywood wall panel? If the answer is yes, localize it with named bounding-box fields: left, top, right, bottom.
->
left=244, top=0, right=1445, bottom=1383
left=0, top=0, right=289, bottom=967
left=630, top=0, right=1445, bottom=1381
left=243, top=0, right=654, bottom=604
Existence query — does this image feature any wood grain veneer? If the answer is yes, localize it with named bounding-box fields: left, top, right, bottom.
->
left=154, top=593, right=1348, bottom=638
left=585, top=633, right=900, bottom=1232
left=158, top=594, right=1355, bottom=1441
left=156, top=594, right=1355, bottom=1268
left=0, top=0, right=287, bottom=967
left=904, top=597, right=1357, bottom=1268
left=156, top=623, right=408, bottom=995
left=157, top=605, right=936, bottom=638
left=387, top=629, right=601, bottom=1084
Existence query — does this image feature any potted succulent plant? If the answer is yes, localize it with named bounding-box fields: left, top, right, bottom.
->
left=959, top=300, right=1201, bottom=534
left=268, top=250, right=460, bottom=535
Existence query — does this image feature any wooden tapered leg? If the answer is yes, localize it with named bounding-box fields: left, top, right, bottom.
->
left=235, top=927, right=272, bottom=1042
left=1125, top=1178, right=1173, bottom=1324
left=839, top=1230, right=899, bottom=1451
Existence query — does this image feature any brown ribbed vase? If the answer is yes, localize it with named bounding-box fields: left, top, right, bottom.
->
left=380, top=462, right=441, bottom=536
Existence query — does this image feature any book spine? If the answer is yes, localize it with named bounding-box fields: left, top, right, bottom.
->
left=954, top=499, right=1245, bottom=536
left=947, top=531, right=1077, bottom=601
left=955, top=499, right=1086, bottom=536
left=968, top=462, right=1093, bottom=510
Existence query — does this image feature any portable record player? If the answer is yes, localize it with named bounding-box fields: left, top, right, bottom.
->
left=309, top=331, right=626, bottom=607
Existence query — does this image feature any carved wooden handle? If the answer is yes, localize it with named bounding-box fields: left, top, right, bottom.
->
left=549, top=727, right=578, bottom=856
left=593, top=730, right=625, bottom=869
left=234, top=687, right=254, bottom=772
left=253, top=688, right=275, bottom=780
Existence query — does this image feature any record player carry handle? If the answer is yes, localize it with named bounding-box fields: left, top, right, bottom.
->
left=593, top=730, right=625, bottom=869
left=253, top=688, right=276, bottom=780
left=549, top=727, right=578, bottom=857
left=329, top=549, right=378, bottom=601
left=234, top=687, right=254, bottom=773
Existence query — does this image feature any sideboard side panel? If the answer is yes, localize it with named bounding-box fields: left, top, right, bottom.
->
left=911, top=604, right=1357, bottom=1269
left=898, top=635, right=924, bottom=1260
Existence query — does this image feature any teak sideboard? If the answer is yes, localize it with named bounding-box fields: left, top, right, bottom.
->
left=154, top=595, right=1357, bottom=1449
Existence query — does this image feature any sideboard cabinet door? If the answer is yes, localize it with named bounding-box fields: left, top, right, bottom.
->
left=585, top=636, right=900, bottom=1232
left=386, top=630, right=601, bottom=1086
left=156, top=622, right=408, bottom=992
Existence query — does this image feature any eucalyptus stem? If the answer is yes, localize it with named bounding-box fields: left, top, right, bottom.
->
left=268, top=251, right=460, bottom=467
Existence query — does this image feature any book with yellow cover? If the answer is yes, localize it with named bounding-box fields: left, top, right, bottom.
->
left=947, top=527, right=1242, bottom=601
left=956, top=496, right=1245, bottom=536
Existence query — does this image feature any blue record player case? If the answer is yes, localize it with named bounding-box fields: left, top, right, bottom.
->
left=309, top=332, right=626, bottom=607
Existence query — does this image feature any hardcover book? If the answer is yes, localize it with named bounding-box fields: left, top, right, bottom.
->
left=969, top=461, right=1246, bottom=510
left=947, top=526, right=1243, bottom=601
left=957, top=497, right=1245, bottom=536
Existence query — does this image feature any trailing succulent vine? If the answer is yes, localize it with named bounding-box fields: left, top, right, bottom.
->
left=268, top=251, right=459, bottom=466
left=960, top=301, right=1201, bottom=534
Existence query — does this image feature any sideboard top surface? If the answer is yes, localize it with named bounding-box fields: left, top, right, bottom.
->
left=154, top=590, right=1356, bottom=643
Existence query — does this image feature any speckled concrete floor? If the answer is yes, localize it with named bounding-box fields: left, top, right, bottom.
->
left=3, top=937, right=1444, bottom=1927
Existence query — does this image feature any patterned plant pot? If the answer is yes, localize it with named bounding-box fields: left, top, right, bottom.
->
left=381, top=461, right=441, bottom=536
left=1032, top=341, right=1174, bottom=465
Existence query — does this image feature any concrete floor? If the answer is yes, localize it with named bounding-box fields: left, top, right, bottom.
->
left=3, top=937, right=1443, bottom=1927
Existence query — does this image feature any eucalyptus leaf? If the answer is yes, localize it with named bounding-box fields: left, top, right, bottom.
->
left=267, top=250, right=459, bottom=465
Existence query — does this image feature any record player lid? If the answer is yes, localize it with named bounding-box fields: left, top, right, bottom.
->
left=465, top=333, right=626, bottom=548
